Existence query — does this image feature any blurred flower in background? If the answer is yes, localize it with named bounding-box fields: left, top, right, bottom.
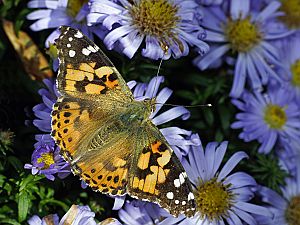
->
left=87, top=0, right=209, bottom=59
left=194, top=0, right=293, bottom=97
left=26, top=0, right=104, bottom=47
left=277, top=33, right=300, bottom=103
left=271, top=0, right=300, bottom=30
left=231, top=81, right=300, bottom=154
left=28, top=205, right=98, bottom=225
left=255, top=158, right=300, bottom=225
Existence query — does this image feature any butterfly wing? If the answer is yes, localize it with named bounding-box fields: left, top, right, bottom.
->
left=55, top=26, right=133, bottom=101
left=52, top=26, right=196, bottom=217
left=128, top=122, right=196, bottom=217
left=52, top=26, right=134, bottom=194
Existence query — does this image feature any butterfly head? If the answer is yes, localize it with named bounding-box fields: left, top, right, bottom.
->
left=143, top=97, right=157, bottom=114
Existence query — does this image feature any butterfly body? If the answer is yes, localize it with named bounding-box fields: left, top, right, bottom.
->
left=51, top=26, right=196, bottom=217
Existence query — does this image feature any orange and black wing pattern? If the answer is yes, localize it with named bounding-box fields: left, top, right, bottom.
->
left=55, top=26, right=132, bottom=100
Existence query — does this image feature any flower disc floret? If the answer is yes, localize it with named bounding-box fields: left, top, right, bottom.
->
left=291, top=59, right=300, bottom=87
left=264, top=104, right=287, bottom=129
left=225, top=18, right=261, bottom=52
left=195, top=178, right=233, bottom=220
left=280, top=0, right=300, bottom=29
left=37, top=152, right=55, bottom=169
left=130, top=0, right=179, bottom=41
left=67, top=0, right=89, bottom=18
left=285, top=195, right=300, bottom=225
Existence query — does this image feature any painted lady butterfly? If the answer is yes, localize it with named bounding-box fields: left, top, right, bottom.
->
left=51, top=26, right=196, bottom=217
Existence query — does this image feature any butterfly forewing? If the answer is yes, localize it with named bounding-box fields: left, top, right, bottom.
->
left=56, top=26, right=132, bottom=100
left=52, top=26, right=197, bottom=218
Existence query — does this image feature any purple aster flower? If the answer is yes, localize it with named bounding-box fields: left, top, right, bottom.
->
left=262, top=0, right=300, bottom=30
left=277, top=33, right=300, bottom=104
left=276, top=140, right=300, bottom=176
left=231, top=81, right=300, bottom=154
left=194, top=0, right=293, bottom=97
left=24, top=135, right=70, bottom=181
left=26, top=0, right=105, bottom=47
left=255, top=161, right=300, bottom=225
left=181, top=134, right=272, bottom=224
left=28, top=204, right=98, bottom=225
left=118, top=200, right=188, bottom=225
left=87, top=0, right=209, bottom=60
left=33, top=78, right=59, bottom=133
left=28, top=214, right=59, bottom=225
left=59, top=205, right=97, bottom=225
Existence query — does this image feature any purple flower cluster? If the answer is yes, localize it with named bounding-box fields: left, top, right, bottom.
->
left=27, top=0, right=209, bottom=59
left=28, top=205, right=99, bottom=225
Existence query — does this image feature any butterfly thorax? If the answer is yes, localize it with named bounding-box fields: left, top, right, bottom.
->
left=121, top=99, right=154, bottom=126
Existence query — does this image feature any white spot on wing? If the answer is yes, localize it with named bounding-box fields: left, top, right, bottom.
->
left=179, top=173, right=185, bottom=184
left=82, top=48, right=91, bottom=56
left=174, top=179, right=180, bottom=188
left=188, top=192, right=194, bottom=201
left=87, top=45, right=97, bottom=53
left=166, top=192, right=174, bottom=200
left=67, top=44, right=71, bottom=48
left=69, top=37, right=73, bottom=41
left=69, top=50, right=76, bottom=57
left=175, top=200, right=179, bottom=204
left=74, top=31, right=83, bottom=38
left=182, top=201, right=186, bottom=205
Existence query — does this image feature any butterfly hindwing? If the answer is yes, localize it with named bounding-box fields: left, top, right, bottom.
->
left=52, top=96, right=132, bottom=196
left=128, top=125, right=196, bottom=217
left=56, top=26, right=132, bottom=100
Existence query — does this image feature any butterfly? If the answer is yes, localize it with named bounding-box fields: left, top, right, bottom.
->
left=51, top=26, right=196, bottom=217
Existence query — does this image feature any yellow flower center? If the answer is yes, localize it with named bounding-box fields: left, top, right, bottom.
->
left=225, top=17, right=262, bottom=52
left=37, top=153, right=55, bottom=169
left=67, top=0, right=89, bottom=18
left=195, top=178, right=233, bottom=220
left=130, top=0, right=180, bottom=50
left=280, top=0, right=300, bottom=29
left=291, top=59, right=300, bottom=87
left=264, top=104, right=287, bottom=129
left=285, top=195, right=300, bottom=225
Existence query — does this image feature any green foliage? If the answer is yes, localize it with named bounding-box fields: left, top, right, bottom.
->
left=247, top=153, right=289, bottom=193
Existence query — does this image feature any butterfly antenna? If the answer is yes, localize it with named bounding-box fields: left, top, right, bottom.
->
left=150, top=57, right=164, bottom=99
left=155, top=103, right=212, bottom=108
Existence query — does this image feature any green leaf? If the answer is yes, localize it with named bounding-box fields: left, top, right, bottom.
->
left=19, top=175, right=35, bottom=192
left=203, top=108, right=214, bottom=126
left=7, top=156, right=23, bottom=172
left=218, top=105, right=231, bottom=131
left=18, top=192, right=29, bottom=222
left=0, top=219, right=21, bottom=225
left=39, top=199, right=69, bottom=212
